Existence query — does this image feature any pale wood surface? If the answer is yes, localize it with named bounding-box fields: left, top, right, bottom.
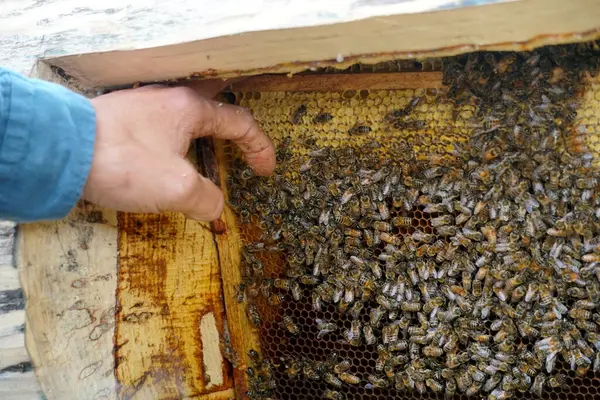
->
left=0, top=0, right=509, bottom=76
left=19, top=202, right=119, bottom=400
left=45, top=0, right=600, bottom=87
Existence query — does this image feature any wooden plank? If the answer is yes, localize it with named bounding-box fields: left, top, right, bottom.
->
left=19, top=202, right=119, bottom=400
left=115, top=212, right=233, bottom=399
left=45, top=0, right=600, bottom=87
left=230, top=72, right=443, bottom=92
left=212, top=140, right=264, bottom=400
left=1, top=1, right=510, bottom=76
left=0, top=370, right=45, bottom=400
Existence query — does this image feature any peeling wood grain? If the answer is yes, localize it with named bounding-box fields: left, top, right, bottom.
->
left=116, top=212, right=233, bottom=398
left=200, top=312, right=224, bottom=390
left=19, top=202, right=119, bottom=400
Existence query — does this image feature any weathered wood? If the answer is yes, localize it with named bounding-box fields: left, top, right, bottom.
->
left=43, top=0, right=600, bottom=87
left=0, top=0, right=510, bottom=77
left=230, top=72, right=443, bottom=92
left=0, top=219, right=23, bottom=382
left=116, top=212, right=233, bottom=398
left=19, top=202, right=119, bottom=400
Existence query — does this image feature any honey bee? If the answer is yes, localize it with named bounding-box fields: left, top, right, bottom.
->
left=246, top=304, right=261, bottom=326
left=324, top=372, right=343, bottom=389
left=366, top=374, right=389, bottom=389
left=401, top=302, right=422, bottom=312
left=412, top=230, right=435, bottom=243
left=425, top=378, right=443, bottom=393
left=268, top=293, right=286, bottom=306
left=567, top=287, right=588, bottom=299
left=313, top=112, right=334, bottom=124
left=339, top=371, right=361, bottom=385
left=373, top=221, right=392, bottom=232
left=362, top=325, right=376, bottom=345
left=548, top=373, right=567, bottom=387
left=343, top=320, right=362, bottom=346
left=323, top=389, right=344, bottom=400
left=289, top=104, right=307, bottom=124
left=273, top=278, right=291, bottom=291
left=377, top=202, right=390, bottom=220
left=282, top=315, right=299, bottom=335
left=349, top=122, right=372, bottom=135
left=315, top=318, right=337, bottom=339
left=569, top=308, right=592, bottom=319
left=538, top=283, right=553, bottom=306
left=423, top=346, right=444, bottom=357
left=382, top=323, right=399, bottom=344
left=489, top=388, right=511, bottom=400
left=380, top=232, right=402, bottom=246
left=431, top=215, right=454, bottom=227
left=525, top=283, right=538, bottom=303
left=445, top=379, right=457, bottom=397
left=594, top=353, right=600, bottom=373
left=437, top=225, right=458, bottom=237
left=235, top=283, right=246, bottom=303
left=284, top=358, right=304, bottom=378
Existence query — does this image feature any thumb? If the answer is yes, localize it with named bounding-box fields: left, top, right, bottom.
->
left=162, top=159, right=224, bottom=221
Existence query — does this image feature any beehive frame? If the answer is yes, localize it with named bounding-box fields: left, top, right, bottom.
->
left=215, top=46, right=600, bottom=400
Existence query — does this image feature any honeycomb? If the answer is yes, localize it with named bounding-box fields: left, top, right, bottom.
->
left=224, top=42, right=600, bottom=400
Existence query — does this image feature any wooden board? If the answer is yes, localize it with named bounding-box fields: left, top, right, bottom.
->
left=230, top=72, right=444, bottom=92
left=1, top=0, right=512, bottom=76
left=43, top=0, right=600, bottom=87
left=116, top=212, right=232, bottom=398
left=210, top=141, right=265, bottom=400
left=19, top=202, right=119, bottom=400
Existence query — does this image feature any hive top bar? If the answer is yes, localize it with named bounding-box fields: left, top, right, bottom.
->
left=7, top=0, right=594, bottom=87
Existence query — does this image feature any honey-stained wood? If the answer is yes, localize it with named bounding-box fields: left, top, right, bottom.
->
left=18, top=202, right=119, bottom=400
left=45, top=0, right=600, bottom=87
left=116, top=212, right=233, bottom=399
left=211, top=141, right=264, bottom=400
left=230, top=72, right=444, bottom=93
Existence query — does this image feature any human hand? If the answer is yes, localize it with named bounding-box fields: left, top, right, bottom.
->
left=84, top=83, right=275, bottom=221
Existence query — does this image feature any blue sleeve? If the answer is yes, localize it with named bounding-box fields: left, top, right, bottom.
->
left=0, top=68, right=96, bottom=222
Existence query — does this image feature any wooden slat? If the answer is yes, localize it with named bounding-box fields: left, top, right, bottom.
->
left=45, top=0, right=600, bottom=87
left=231, top=72, right=443, bottom=92
left=211, top=141, right=264, bottom=400
left=116, top=212, right=233, bottom=399
left=19, top=202, right=119, bottom=400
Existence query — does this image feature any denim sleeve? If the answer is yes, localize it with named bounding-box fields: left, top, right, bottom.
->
left=0, top=68, right=96, bottom=222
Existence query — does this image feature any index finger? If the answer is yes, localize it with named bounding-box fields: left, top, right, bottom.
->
left=193, top=98, right=275, bottom=176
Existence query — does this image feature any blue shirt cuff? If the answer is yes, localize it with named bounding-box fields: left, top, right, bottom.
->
left=0, top=68, right=96, bottom=222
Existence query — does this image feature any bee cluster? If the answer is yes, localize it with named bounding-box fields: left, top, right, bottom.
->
left=228, top=41, right=600, bottom=400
